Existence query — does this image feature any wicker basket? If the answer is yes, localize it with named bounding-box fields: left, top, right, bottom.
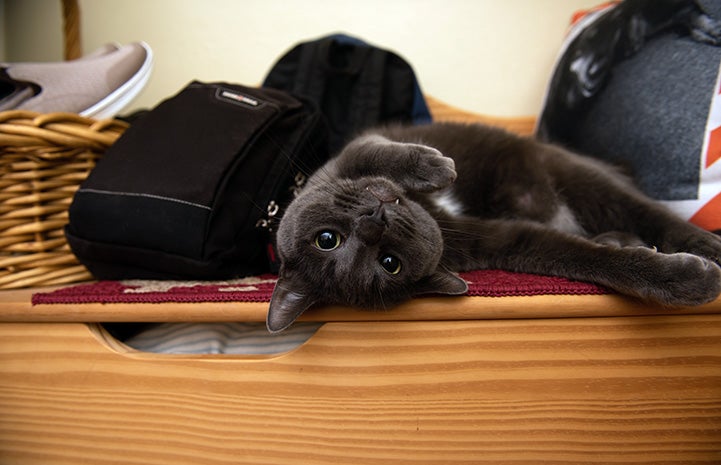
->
left=0, top=110, right=128, bottom=289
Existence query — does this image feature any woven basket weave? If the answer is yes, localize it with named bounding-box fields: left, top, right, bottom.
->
left=0, top=110, right=128, bottom=289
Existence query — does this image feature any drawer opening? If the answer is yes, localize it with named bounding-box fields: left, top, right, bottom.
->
left=101, top=322, right=322, bottom=355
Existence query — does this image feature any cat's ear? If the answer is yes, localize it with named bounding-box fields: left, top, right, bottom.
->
left=267, top=277, right=317, bottom=333
left=415, top=270, right=469, bottom=297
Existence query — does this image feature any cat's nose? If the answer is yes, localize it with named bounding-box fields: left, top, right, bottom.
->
left=357, top=206, right=386, bottom=246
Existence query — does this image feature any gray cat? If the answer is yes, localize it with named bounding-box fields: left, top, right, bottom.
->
left=267, top=122, right=721, bottom=332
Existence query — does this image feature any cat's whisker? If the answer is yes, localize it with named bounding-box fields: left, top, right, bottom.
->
left=303, top=174, right=348, bottom=198
left=261, top=132, right=330, bottom=181
left=236, top=190, right=273, bottom=216
left=372, top=279, right=385, bottom=310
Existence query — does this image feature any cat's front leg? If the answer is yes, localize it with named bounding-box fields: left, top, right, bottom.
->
left=335, top=134, right=457, bottom=193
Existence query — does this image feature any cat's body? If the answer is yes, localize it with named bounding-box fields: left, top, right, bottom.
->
left=267, top=122, right=721, bottom=332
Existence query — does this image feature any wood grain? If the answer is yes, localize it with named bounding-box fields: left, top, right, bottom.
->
left=1, top=316, right=720, bottom=464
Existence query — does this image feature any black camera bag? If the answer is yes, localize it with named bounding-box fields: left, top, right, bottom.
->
left=66, top=81, right=328, bottom=280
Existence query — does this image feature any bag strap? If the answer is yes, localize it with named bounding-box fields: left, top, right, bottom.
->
left=348, top=47, right=386, bottom=131
left=293, top=37, right=331, bottom=104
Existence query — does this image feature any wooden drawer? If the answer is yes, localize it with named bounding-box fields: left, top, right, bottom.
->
left=1, top=289, right=720, bottom=464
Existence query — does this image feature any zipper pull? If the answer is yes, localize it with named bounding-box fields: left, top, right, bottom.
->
left=255, top=200, right=279, bottom=232
left=291, top=172, right=307, bottom=197
left=256, top=172, right=307, bottom=232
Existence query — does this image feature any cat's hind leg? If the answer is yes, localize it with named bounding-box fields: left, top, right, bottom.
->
left=543, top=144, right=721, bottom=268
left=444, top=218, right=721, bottom=307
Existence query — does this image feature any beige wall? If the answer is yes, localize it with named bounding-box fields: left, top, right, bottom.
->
left=0, top=1, right=5, bottom=62
left=3, top=0, right=601, bottom=116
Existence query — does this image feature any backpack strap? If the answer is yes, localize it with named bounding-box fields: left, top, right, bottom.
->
left=411, top=80, right=432, bottom=124
left=292, top=37, right=332, bottom=104
left=348, top=47, right=386, bottom=132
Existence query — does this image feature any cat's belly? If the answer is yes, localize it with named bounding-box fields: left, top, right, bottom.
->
left=432, top=190, right=465, bottom=216
left=547, top=204, right=587, bottom=236
left=432, top=189, right=586, bottom=236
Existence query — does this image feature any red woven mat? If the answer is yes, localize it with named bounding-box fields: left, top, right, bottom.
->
left=31, top=270, right=607, bottom=305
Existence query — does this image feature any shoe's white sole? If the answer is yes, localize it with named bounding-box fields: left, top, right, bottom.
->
left=81, top=41, right=154, bottom=119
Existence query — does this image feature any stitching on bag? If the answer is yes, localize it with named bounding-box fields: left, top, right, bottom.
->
left=77, top=188, right=212, bottom=210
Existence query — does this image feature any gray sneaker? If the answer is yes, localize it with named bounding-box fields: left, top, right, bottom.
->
left=0, top=41, right=153, bottom=118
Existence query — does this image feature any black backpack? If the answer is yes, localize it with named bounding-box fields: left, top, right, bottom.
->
left=66, top=81, right=328, bottom=279
left=263, top=33, right=432, bottom=154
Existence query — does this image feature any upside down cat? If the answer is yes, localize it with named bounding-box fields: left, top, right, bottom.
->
left=267, top=122, right=721, bottom=332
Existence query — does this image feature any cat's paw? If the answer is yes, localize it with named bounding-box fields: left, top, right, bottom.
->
left=642, top=252, right=721, bottom=307
left=669, top=229, right=721, bottom=267
left=398, top=143, right=457, bottom=192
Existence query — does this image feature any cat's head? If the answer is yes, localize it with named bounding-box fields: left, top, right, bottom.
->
left=267, top=175, right=468, bottom=332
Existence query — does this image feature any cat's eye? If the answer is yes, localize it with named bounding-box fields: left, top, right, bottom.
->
left=315, top=230, right=341, bottom=251
left=380, top=254, right=402, bottom=275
